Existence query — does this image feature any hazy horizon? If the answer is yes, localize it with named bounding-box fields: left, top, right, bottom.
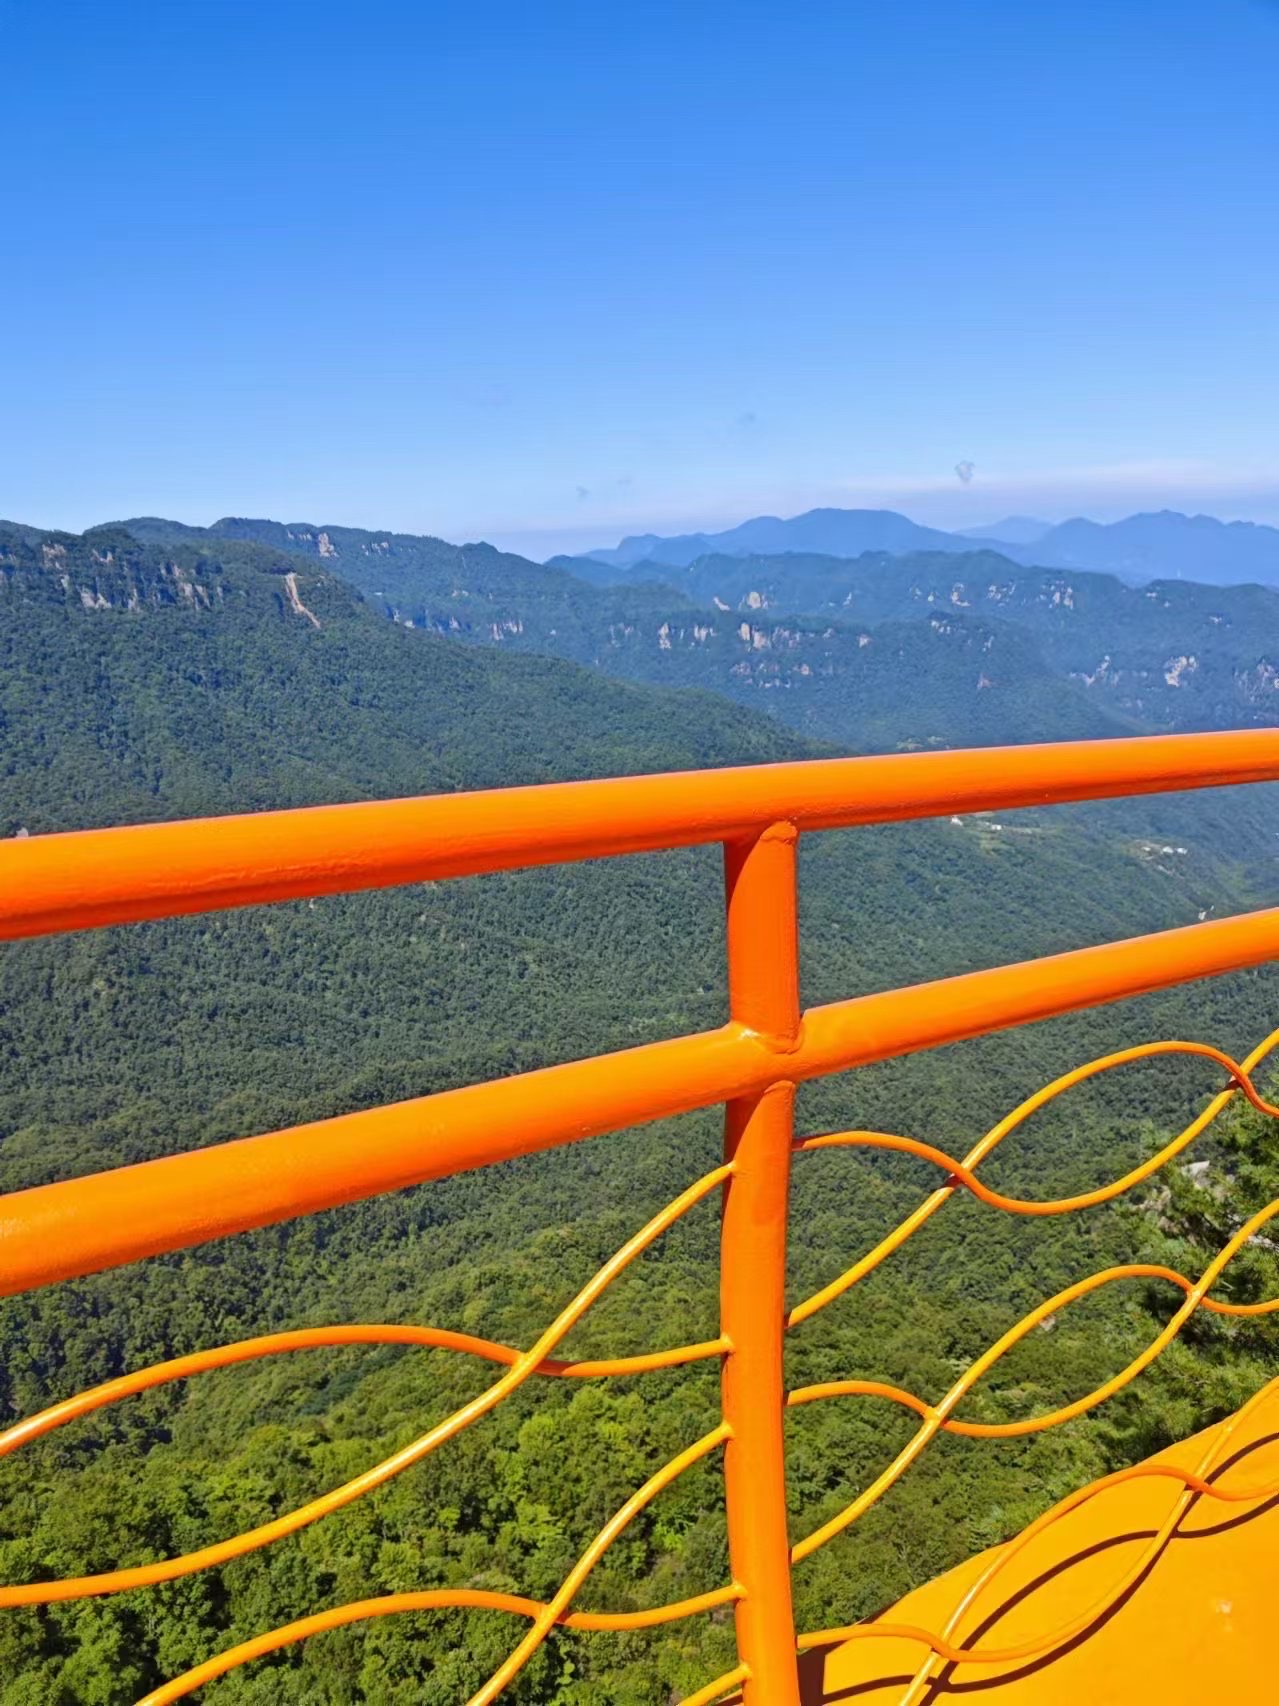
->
left=13, top=493, right=1279, bottom=565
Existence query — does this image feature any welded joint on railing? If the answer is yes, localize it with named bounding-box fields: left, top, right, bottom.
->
left=731, top=1022, right=807, bottom=1061
left=753, top=819, right=800, bottom=848
left=13, top=913, right=1279, bottom=1307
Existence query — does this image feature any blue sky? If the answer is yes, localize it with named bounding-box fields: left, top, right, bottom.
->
left=3, top=0, right=1277, bottom=556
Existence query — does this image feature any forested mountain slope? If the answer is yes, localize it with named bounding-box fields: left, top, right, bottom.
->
left=2, top=520, right=1279, bottom=1702
left=0, top=524, right=795, bottom=832
left=608, top=545, right=1279, bottom=733
left=116, top=517, right=1132, bottom=751
left=119, top=515, right=1279, bottom=746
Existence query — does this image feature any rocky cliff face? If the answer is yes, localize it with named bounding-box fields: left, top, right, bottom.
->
left=0, top=526, right=353, bottom=627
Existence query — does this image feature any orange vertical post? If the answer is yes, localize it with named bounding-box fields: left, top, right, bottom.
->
left=720, top=822, right=803, bottom=1706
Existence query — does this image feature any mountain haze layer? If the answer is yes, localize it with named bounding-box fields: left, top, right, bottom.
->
left=957, top=516, right=1052, bottom=545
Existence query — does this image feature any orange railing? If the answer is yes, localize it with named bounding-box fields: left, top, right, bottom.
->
left=4, top=729, right=1279, bottom=1704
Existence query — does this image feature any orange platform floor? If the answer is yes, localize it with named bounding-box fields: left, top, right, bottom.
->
left=795, top=1386, right=1279, bottom=1704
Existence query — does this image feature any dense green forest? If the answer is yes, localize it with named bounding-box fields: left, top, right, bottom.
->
left=1, top=520, right=1278, bottom=1701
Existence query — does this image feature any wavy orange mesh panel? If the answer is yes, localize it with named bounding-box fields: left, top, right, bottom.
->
left=3, top=1036, right=1274, bottom=1705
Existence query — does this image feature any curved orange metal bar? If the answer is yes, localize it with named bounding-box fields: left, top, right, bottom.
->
left=795, top=1042, right=1279, bottom=1217
left=128, top=1585, right=741, bottom=1704
left=679, top=1665, right=752, bottom=1706
left=789, top=1186, right=1279, bottom=1562
left=788, top=1257, right=1279, bottom=1429
left=0, top=1327, right=728, bottom=1459
left=0, top=1164, right=729, bottom=1608
left=140, top=1424, right=731, bottom=1706
left=473, top=1422, right=730, bottom=1706
left=787, top=1240, right=1279, bottom=1430
left=788, top=1027, right=1279, bottom=1327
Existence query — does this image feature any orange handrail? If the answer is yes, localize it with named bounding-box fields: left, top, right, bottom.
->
left=9, top=906, right=1279, bottom=1298
left=4, top=728, right=1279, bottom=942
left=4, top=729, right=1279, bottom=1706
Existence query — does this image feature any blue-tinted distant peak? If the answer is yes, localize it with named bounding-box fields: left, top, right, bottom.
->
left=958, top=516, right=1053, bottom=546
left=582, top=508, right=979, bottom=570
left=572, top=504, right=1279, bottom=589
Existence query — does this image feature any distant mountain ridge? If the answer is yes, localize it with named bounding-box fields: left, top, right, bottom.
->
left=570, top=506, right=1279, bottom=589
left=577, top=508, right=987, bottom=571
left=1029, top=511, right=1279, bottom=584
left=607, top=545, right=1279, bottom=732
left=106, top=514, right=1126, bottom=752
left=88, top=512, right=1279, bottom=751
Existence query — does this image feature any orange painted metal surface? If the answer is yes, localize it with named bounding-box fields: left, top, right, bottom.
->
left=809, top=1379, right=1279, bottom=1703
left=4, top=730, right=1279, bottom=1705
left=719, top=826, right=804, bottom=1704
left=4, top=727, right=1279, bottom=942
